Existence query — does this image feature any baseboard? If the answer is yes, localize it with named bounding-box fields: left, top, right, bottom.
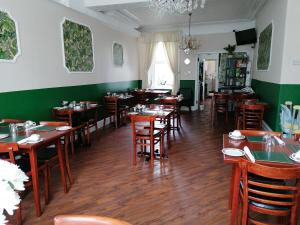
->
left=262, top=120, right=273, bottom=131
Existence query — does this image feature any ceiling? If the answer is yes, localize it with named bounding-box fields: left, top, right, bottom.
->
left=83, top=0, right=267, bottom=32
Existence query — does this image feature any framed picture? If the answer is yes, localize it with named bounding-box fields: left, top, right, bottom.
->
left=257, top=22, right=273, bottom=71
left=113, top=42, right=123, bottom=66
left=0, top=9, right=21, bottom=63
left=61, top=18, right=95, bottom=73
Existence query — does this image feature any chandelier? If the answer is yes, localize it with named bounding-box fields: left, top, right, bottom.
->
left=149, top=0, right=206, bottom=14
left=179, top=13, right=200, bottom=55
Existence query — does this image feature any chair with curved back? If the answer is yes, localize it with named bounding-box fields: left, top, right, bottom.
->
left=212, top=92, right=229, bottom=126
left=160, top=97, right=181, bottom=130
left=239, top=159, right=300, bottom=225
left=130, top=114, right=163, bottom=165
left=0, top=143, right=49, bottom=225
left=238, top=104, right=265, bottom=130
left=79, top=101, right=99, bottom=133
left=54, top=215, right=132, bottom=225
left=103, top=96, right=127, bottom=128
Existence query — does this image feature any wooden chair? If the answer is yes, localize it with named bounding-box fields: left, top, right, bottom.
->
left=160, top=98, right=181, bottom=130
left=239, top=160, right=300, bottom=225
left=238, top=104, right=265, bottom=130
left=212, top=93, right=229, bottom=125
left=39, top=121, right=74, bottom=191
left=133, top=90, right=149, bottom=105
left=54, top=215, right=132, bottom=225
left=130, top=115, right=163, bottom=165
left=52, top=108, right=89, bottom=153
left=103, top=96, right=127, bottom=128
left=0, top=143, right=49, bottom=225
left=79, top=101, right=99, bottom=133
left=177, top=88, right=193, bottom=112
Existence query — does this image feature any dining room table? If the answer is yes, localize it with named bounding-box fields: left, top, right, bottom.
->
left=0, top=124, right=73, bottom=217
left=222, top=134, right=300, bottom=225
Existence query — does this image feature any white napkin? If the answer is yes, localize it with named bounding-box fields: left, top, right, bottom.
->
left=17, top=137, right=29, bottom=144
left=243, top=146, right=256, bottom=163
left=274, top=136, right=285, bottom=145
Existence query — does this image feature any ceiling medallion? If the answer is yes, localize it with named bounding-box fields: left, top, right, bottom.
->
left=179, top=13, right=200, bottom=55
left=150, top=0, right=206, bottom=14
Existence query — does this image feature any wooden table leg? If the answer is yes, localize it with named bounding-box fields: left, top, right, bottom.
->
left=230, top=165, right=241, bottom=225
left=56, top=140, right=68, bottom=193
left=228, top=165, right=235, bottom=209
left=28, top=149, right=42, bottom=217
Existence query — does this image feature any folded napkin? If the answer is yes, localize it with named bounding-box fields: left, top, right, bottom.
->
left=244, top=146, right=256, bottom=163
left=17, top=137, right=29, bottom=144
left=274, top=136, right=285, bottom=145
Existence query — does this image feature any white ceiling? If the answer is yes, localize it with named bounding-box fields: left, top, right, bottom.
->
left=84, top=0, right=267, bottom=31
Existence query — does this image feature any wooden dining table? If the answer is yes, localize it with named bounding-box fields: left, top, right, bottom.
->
left=223, top=134, right=300, bottom=225
left=0, top=126, right=73, bottom=217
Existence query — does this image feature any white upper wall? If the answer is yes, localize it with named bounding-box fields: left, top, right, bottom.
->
left=252, top=0, right=288, bottom=84
left=0, top=0, right=139, bottom=93
left=281, top=0, right=300, bottom=84
left=180, top=32, right=254, bottom=80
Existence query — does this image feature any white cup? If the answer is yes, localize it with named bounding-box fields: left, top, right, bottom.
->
left=231, top=130, right=242, bottom=137
left=295, top=151, right=300, bottom=159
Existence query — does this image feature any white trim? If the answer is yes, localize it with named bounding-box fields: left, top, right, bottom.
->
left=60, top=17, right=96, bottom=73
left=256, top=21, right=274, bottom=72
left=0, top=9, right=21, bottom=63
left=112, top=42, right=124, bottom=67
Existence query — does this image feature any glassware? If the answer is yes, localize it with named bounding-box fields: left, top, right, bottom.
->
left=107, top=92, right=111, bottom=96
left=9, top=124, right=17, bottom=137
left=263, top=134, right=275, bottom=151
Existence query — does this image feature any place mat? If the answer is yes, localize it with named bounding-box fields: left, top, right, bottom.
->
left=287, top=143, right=300, bottom=153
left=251, top=151, right=293, bottom=164
left=32, top=125, right=56, bottom=131
left=247, top=136, right=264, bottom=142
left=0, top=135, right=26, bottom=143
left=0, top=126, right=10, bottom=134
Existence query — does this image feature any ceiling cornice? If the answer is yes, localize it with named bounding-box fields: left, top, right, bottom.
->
left=50, top=0, right=141, bottom=37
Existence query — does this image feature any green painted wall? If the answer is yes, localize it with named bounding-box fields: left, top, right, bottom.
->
left=180, top=80, right=195, bottom=106
left=0, top=80, right=141, bottom=122
left=252, top=79, right=300, bottom=131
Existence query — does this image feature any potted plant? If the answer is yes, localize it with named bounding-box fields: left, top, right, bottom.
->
left=224, top=44, right=236, bottom=56
left=0, top=159, right=28, bottom=225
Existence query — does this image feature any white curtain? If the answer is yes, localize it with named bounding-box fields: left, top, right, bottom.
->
left=164, top=42, right=179, bottom=94
left=138, top=31, right=180, bottom=90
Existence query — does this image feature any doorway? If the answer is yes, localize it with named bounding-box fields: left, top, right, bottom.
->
left=197, top=53, right=219, bottom=111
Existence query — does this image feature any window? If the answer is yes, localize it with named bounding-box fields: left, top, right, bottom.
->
left=148, top=42, right=174, bottom=90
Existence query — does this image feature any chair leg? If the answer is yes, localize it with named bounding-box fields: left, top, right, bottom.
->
left=16, top=203, right=22, bottom=225
left=150, top=139, right=154, bottom=165
left=133, top=138, right=137, bottom=165
left=103, top=118, right=106, bottom=130
left=43, top=167, right=49, bottom=205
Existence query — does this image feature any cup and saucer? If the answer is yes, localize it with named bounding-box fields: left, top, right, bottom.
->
left=229, top=130, right=246, bottom=140
left=289, top=151, right=300, bottom=163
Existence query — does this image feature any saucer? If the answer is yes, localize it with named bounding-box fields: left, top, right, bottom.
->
left=289, top=153, right=300, bottom=163
left=229, top=132, right=246, bottom=140
left=56, top=126, right=72, bottom=131
left=222, top=148, right=245, bottom=157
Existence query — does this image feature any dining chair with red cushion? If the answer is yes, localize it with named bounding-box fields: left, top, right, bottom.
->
left=54, top=215, right=132, bottom=225
left=239, top=159, right=300, bottom=225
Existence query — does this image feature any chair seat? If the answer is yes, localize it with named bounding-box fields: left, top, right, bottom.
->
left=16, top=156, right=45, bottom=174
left=37, top=147, right=57, bottom=161
left=136, top=129, right=161, bottom=137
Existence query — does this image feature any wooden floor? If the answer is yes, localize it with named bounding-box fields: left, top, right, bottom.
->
left=21, top=104, right=234, bottom=225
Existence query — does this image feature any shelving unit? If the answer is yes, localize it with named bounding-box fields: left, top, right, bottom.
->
left=224, top=57, right=248, bottom=89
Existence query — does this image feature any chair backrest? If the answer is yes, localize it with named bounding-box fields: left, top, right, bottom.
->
left=2, top=119, right=26, bottom=123
left=40, top=121, right=69, bottom=126
left=130, top=115, right=156, bottom=138
left=133, top=90, right=147, bottom=105
left=160, top=98, right=177, bottom=110
left=0, top=143, right=19, bottom=164
left=52, top=109, right=73, bottom=126
left=239, top=130, right=282, bottom=138
left=214, top=93, right=229, bottom=113
left=104, top=96, right=118, bottom=113
left=240, top=160, right=300, bottom=209
left=241, top=104, right=265, bottom=130
left=178, top=88, right=193, bottom=104
left=54, top=215, right=132, bottom=225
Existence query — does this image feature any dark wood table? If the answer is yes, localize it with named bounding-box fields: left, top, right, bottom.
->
left=0, top=128, right=73, bottom=217
left=223, top=134, right=300, bottom=225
